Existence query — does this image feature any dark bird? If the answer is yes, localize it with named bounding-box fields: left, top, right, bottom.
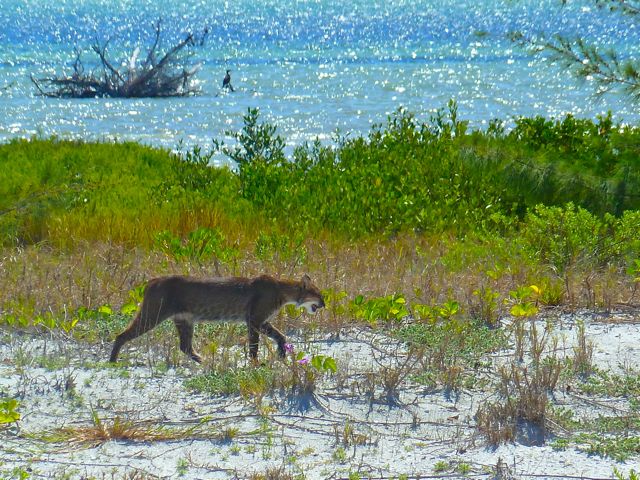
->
left=222, top=69, right=234, bottom=92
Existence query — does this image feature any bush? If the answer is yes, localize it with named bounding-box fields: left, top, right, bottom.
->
left=521, top=203, right=618, bottom=275
left=2, top=106, right=640, bottom=248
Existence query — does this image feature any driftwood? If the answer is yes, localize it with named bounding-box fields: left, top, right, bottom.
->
left=31, top=21, right=208, bottom=98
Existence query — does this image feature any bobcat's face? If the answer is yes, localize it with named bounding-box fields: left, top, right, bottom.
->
left=298, top=274, right=325, bottom=314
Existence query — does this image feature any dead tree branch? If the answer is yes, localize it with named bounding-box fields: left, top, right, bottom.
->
left=31, top=21, right=208, bottom=98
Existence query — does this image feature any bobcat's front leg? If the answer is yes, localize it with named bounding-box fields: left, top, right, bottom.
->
left=261, top=321, right=287, bottom=358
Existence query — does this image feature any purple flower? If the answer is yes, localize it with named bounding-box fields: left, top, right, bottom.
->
left=297, top=356, right=310, bottom=365
left=284, top=343, right=295, bottom=353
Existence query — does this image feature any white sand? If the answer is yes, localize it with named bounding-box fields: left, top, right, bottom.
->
left=0, top=311, right=638, bottom=479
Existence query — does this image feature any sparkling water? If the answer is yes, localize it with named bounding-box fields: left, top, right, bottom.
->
left=1, top=0, right=638, bottom=160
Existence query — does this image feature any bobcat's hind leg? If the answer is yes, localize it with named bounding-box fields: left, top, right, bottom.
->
left=174, top=316, right=202, bottom=363
left=110, top=311, right=158, bottom=362
left=247, top=325, right=260, bottom=363
left=110, top=296, right=170, bottom=363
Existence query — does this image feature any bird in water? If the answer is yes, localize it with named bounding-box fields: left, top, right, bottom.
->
left=222, top=69, right=234, bottom=92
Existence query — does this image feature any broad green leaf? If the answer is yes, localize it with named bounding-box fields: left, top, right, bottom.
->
left=0, top=398, right=20, bottom=424
left=311, top=355, right=325, bottom=371
left=323, top=357, right=337, bottom=373
left=121, top=303, right=139, bottom=315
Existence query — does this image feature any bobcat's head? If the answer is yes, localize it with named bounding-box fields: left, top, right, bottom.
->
left=297, top=274, right=325, bottom=314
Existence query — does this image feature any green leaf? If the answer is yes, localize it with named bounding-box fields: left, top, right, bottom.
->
left=322, top=357, right=337, bottom=373
left=121, top=302, right=139, bottom=315
left=510, top=302, right=538, bottom=317
left=0, top=398, right=20, bottom=424
left=98, top=305, right=113, bottom=315
left=311, top=355, right=325, bottom=371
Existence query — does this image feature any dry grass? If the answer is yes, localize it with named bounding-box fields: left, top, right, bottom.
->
left=476, top=361, right=553, bottom=447
left=475, top=315, right=567, bottom=447
left=573, top=320, right=595, bottom=375
left=56, top=415, right=175, bottom=445
left=476, top=398, right=518, bottom=444
left=246, top=465, right=298, bottom=480
left=2, top=233, right=634, bottom=326
left=53, top=412, right=234, bottom=446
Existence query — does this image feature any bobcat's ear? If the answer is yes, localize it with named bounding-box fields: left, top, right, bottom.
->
left=301, top=274, right=312, bottom=289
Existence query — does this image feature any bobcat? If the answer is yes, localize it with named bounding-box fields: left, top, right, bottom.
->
left=109, top=274, right=325, bottom=364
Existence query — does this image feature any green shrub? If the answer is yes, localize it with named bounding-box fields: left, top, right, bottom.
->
left=521, top=203, right=618, bottom=274
left=154, top=227, right=239, bottom=272
left=2, top=106, right=640, bottom=248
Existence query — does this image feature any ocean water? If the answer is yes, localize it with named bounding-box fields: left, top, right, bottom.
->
left=1, top=0, right=639, bottom=161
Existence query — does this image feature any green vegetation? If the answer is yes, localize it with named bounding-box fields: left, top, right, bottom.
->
left=397, top=319, right=505, bottom=386
left=3, top=105, right=640, bottom=246
left=185, top=366, right=275, bottom=397
left=2, top=108, right=640, bottom=316
left=185, top=350, right=337, bottom=401
left=0, top=139, right=246, bottom=247
left=0, top=398, right=20, bottom=425
left=1, top=107, right=639, bottom=351
left=578, top=368, right=640, bottom=397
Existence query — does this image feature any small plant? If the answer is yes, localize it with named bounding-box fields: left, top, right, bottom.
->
left=154, top=227, right=239, bottom=273
left=614, top=468, right=639, bottom=480
left=221, top=426, right=240, bottom=443
left=457, top=462, right=471, bottom=474
left=551, top=438, right=570, bottom=450
left=332, top=446, right=348, bottom=463
left=176, top=457, right=189, bottom=477
left=0, top=398, right=20, bottom=426
left=507, top=285, right=540, bottom=318
left=472, top=285, right=501, bottom=327
left=322, top=288, right=350, bottom=331
left=350, top=294, right=410, bottom=325
left=578, top=369, right=640, bottom=397
left=308, top=353, right=337, bottom=374
left=581, top=434, right=640, bottom=461
left=475, top=398, right=517, bottom=445
left=477, top=350, right=562, bottom=446
left=0, top=309, right=79, bottom=334
left=7, top=467, right=30, bottom=480
left=433, top=460, right=449, bottom=472
left=548, top=406, right=580, bottom=431
left=334, top=420, right=370, bottom=446
left=286, top=349, right=337, bottom=400
left=54, top=410, right=176, bottom=445
left=185, top=366, right=275, bottom=397
left=72, top=305, right=130, bottom=342
left=371, top=349, right=425, bottom=405
left=120, top=284, right=145, bottom=315
left=506, top=285, right=541, bottom=362
left=397, top=318, right=505, bottom=390
left=572, top=319, right=594, bottom=375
